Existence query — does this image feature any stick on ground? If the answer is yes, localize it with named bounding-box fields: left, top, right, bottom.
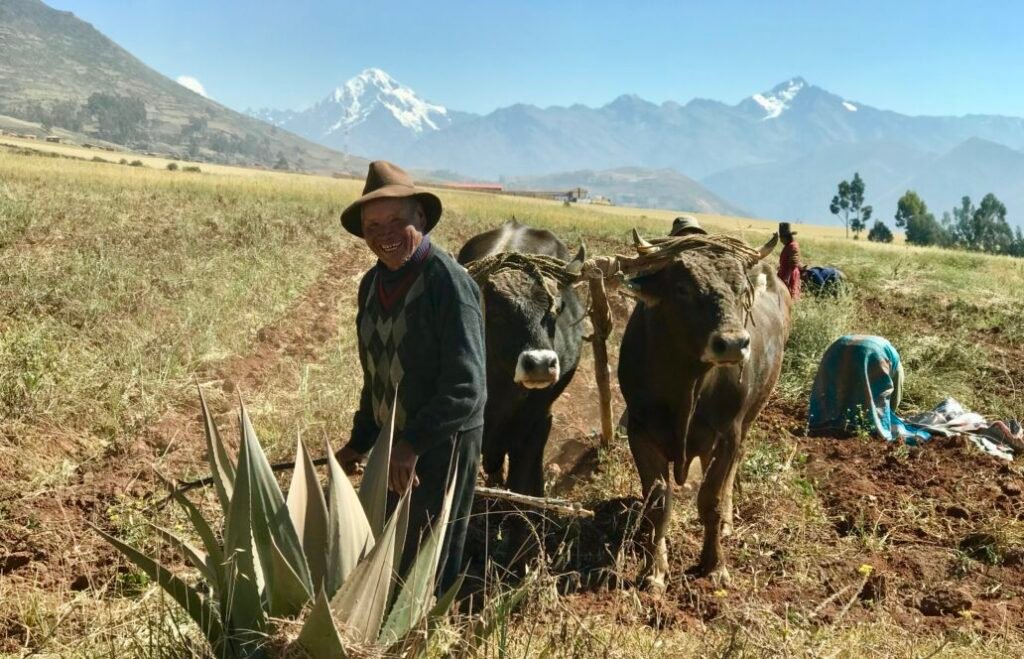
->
left=163, top=458, right=594, bottom=517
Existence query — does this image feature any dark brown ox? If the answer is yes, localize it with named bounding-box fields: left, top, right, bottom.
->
left=618, top=232, right=791, bottom=589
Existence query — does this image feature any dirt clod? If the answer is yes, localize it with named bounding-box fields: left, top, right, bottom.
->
left=919, top=587, right=973, bottom=617
left=0, top=552, right=32, bottom=575
left=944, top=505, right=970, bottom=520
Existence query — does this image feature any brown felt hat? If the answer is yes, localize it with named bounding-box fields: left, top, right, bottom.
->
left=779, top=222, right=797, bottom=237
left=340, top=161, right=442, bottom=237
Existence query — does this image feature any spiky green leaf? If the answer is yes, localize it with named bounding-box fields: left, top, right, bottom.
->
left=379, top=458, right=459, bottom=645
left=428, top=573, right=465, bottom=624
left=91, top=524, right=224, bottom=654
left=267, top=533, right=313, bottom=617
left=155, top=471, right=225, bottom=579
left=198, top=385, right=234, bottom=515
left=358, top=391, right=397, bottom=539
left=296, top=589, right=347, bottom=659
left=324, top=438, right=373, bottom=597
left=287, top=436, right=329, bottom=591
left=240, top=401, right=314, bottom=599
left=150, top=525, right=217, bottom=590
left=330, top=489, right=410, bottom=644
left=222, top=431, right=267, bottom=638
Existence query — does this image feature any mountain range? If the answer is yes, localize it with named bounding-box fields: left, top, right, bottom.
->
left=254, top=71, right=1024, bottom=227
left=0, top=0, right=365, bottom=173
left=4, top=0, right=1024, bottom=227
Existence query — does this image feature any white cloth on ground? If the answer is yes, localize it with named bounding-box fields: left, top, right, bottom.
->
left=906, top=398, right=1015, bottom=461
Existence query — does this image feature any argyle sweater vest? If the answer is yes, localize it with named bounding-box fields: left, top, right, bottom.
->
left=359, top=269, right=426, bottom=431
left=348, top=248, right=487, bottom=456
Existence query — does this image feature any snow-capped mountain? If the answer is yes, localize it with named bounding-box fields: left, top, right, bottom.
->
left=250, top=74, right=1024, bottom=226
left=749, top=77, right=807, bottom=119
left=247, top=68, right=473, bottom=160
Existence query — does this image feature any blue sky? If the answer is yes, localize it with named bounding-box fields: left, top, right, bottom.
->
left=48, top=1, right=1024, bottom=117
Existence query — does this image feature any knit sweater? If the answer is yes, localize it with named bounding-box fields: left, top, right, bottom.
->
left=348, top=246, right=487, bottom=456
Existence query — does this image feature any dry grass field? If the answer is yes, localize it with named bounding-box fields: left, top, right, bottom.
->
left=2, top=141, right=1023, bottom=657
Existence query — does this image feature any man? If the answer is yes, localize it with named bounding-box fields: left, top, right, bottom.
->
left=777, top=222, right=801, bottom=301
left=335, top=160, right=486, bottom=592
left=669, top=215, right=707, bottom=237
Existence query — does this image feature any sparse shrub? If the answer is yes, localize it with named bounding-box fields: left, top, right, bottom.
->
left=129, top=159, right=144, bottom=167
left=91, top=156, right=108, bottom=163
left=868, top=220, right=894, bottom=243
left=119, top=158, right=128, bottom=165
left=183, top=165, right=201, bottom=173
left=166, top=162, right=179, bottom=171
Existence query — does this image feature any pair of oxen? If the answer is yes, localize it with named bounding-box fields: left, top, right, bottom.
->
left=458, top=220, right=792, bottom=590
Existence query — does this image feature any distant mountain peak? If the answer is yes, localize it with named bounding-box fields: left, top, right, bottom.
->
left=750, top=77, right=807, bottom=120
left=325, top=67, right=447, bottom=135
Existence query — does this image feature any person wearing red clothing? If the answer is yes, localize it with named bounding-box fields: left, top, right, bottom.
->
left=777, top=222, right=801, bottom=301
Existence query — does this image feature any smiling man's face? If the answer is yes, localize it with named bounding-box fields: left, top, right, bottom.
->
left=361, top=197, right=426, bottom=271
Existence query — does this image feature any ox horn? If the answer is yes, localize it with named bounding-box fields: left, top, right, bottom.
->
left=565, top=241, right=587, bottom=277
left=756, top=232, right=780, bottom=261
left=632, top=228, right=655, bottom=255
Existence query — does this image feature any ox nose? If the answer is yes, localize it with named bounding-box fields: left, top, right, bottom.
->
left=706, top=331, right=751, bottom=364
left=514, top=349, right=561, bottom=389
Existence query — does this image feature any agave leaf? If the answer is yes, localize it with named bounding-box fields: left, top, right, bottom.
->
left=324, top=438, right=373, bottom=598
left=392, top=481, right=411, bottom=574
left=91, top=524, right=224, bottom=653
left=198, top=385, right=234, bottom=515
left=358, top=390, right=398, bottom=539
left=154, top=471, right=225, bottom=575
left=287, top=436, right=329, bottom=591
left=379, top=458, right=459, bottom=645
left=222, top=430, right=267, bottom=637
left=330, top=488, right=410, bottom=644
left=296, top=589, right=347, bottom=659
left=267, top=533, right=313, bottom=617
left=239, top=400, right=314, bottom=598
left=428, top=572, right=465, bottom=623
left=150, top=525, right=217, bottom=591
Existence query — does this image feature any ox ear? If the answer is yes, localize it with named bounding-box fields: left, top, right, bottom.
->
left=756, top=233, right=780, bottom=261
left=564, top=242, right=586, bottom=277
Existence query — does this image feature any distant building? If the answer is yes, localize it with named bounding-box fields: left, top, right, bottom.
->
left=45, top=136, right=62, bottom=143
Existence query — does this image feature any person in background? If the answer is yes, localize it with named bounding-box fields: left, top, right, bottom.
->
left=669, top=215, right=708, bottom=237
left=777, top=222, right=801, bottom=301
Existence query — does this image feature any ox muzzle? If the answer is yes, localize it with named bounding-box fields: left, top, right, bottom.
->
left=514, top=349, right=560, bottom=389
left=703, top=329, right=751, bottom=365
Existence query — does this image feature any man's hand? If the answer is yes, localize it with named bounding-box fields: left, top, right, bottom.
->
left=335, top=444, right=365, bottom=476
left=389, top=440, right=420, bottom=493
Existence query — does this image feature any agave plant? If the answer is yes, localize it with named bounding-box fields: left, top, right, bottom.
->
left=93, top=388, right=461, bottom=658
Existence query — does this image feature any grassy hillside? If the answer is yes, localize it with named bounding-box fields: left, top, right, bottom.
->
left=0, top=0, right=366, bottom=174
left=1, top=144, right=1023, bottom=656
